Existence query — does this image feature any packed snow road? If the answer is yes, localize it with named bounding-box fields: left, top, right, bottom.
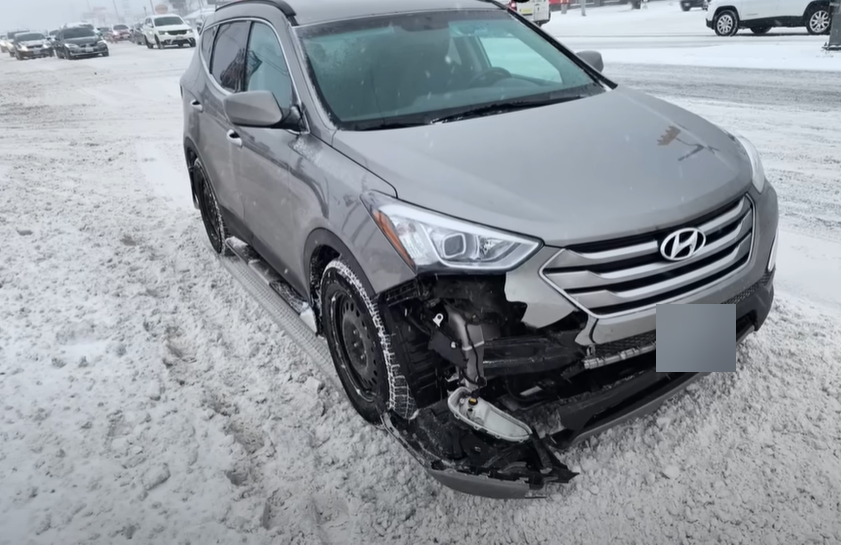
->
left=1, top=44, right=840, bottom=545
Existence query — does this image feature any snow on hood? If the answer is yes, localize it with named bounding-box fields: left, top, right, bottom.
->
left=332, top=87, right=753, bottom=246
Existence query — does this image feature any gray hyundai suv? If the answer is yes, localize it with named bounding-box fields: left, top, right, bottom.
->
left=180, top=0, right=778, bottom=498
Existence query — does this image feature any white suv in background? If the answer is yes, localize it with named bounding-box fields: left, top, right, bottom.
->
left=142, top=14, right=196, bottom=49
left=706, top=0, right=833, bottom=35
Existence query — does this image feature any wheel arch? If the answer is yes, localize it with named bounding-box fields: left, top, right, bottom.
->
left=183, top=137, right=201, bottom=209
left=713, top=4, right=739, bottom=17
left=803, top=0, right=830, bottom=18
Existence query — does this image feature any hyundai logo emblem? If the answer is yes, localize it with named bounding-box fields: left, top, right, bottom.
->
left=660, top=228, right=706, bottom=261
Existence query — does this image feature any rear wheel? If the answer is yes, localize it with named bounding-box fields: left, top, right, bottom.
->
left=750, top=26, right=772, bottom=34
left=321, top=259, right=418, bottom=424
left=193, top=157, right=231, bottom=255
left=714, top=9, right=739, bottom=36
left=681, top=3, right=690, bottom=11
left=805, top=4, right=831, bottom=35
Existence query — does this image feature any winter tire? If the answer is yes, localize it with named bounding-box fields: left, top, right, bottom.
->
left=714, top=9, right=739, bottom=36
left=681, top=3, right=690, bottom=11
left=321, top=259, right=418, bottom=424
left=145, top=37, right=153, bottom=49
left=750, top=26, right=772, bottom=34
left=193, top=157, right=231, bottom=256
left=805, top=5, right=831, bottom=35
left=155, top=36, right=162, bottom=49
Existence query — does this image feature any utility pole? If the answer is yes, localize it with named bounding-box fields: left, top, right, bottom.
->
left=581, top=0, right=586, bottom=16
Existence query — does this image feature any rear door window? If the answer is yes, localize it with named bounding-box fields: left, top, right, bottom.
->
left=210, top=21, right=250, bottom=93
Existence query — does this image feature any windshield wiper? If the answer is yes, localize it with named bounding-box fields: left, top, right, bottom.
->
left=431, top=95, right=587, bottom=124
left=352, top=119, right=431, bottom=131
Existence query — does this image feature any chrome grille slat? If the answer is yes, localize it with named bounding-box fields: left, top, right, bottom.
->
left=544, top=210, right=752, bottom=289
left=546, top=241, right=659, bottom=268
left=571, top=237, right=751, bottom=309
left=541, top=196, right=755, bottom=317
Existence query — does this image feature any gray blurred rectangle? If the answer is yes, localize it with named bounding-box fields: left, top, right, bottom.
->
left=656, top=304, right=736, bottom=372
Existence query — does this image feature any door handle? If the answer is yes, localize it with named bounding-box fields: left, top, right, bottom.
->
left=226, top=130, right=242, bottom=147
left=190, top=99, right=203, bottom=112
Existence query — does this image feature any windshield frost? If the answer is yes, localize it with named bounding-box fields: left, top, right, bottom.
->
left=295, top=10, right=602, bottom=130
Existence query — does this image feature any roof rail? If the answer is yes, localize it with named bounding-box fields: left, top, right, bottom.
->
left=215, top=0, right=297, bottom=22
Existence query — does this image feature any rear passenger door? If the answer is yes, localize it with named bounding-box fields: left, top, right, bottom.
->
left=196, top=20, right=251, bottom=231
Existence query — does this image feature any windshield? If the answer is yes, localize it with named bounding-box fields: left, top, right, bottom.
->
left=15, top=33, right=45, bottom=42
left=49, top=30, right=58, bottom=36
left=295, top=10, right=603, bottom=130
left=114, top=24, right=129, bottom=30
left=154, top=16, right=184, bottom=26
left=63, top=27, right=95, bottom=39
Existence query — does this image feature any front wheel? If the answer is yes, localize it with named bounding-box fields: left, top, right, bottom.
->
left=321, top=259, right=418, bottom=424
left=155, top=36, right=162, bottom=49
left=189, top=39, right=196, bottom=47
left=750, top=26, right=772, bottom=34
left=714, top=9, right=739, bottom=36
left=681, top=3, right=690, bottom=11
left=145, top=37, right=153, bottom=49
left=805, top=5, right=831, bottom=35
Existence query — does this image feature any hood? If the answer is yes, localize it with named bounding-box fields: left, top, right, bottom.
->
left=19, top=39, right=47, bottom=47
left=156, top=24, right=191, bottom=32
left=65, top=36, right=100, bottom=45
left=332, top=87, right=754, bottom=246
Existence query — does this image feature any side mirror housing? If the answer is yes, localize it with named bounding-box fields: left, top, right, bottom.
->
left=223, top=90, right=302, bottom=131
left=577, top=50, right=604, bottom=72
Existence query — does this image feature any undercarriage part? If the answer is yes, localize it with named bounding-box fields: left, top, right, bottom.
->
left=446, top=306, right=486, bottom=387
left=227, top=238, right=318, bottom=332
left=381, top=402, right=578, bottom=499
left=447, top=387, right=531, bottom=442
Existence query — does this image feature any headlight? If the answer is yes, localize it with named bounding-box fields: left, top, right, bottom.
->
left=98, top=40, right=106, bottom=45
left=19, top=46, right=28, bottom=51
left=362, top=192, right=541, bottom=272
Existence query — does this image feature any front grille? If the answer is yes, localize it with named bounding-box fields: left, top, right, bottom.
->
left=168, top=30, right=188, bottom=35
left=542, top=195, right=754, bottom=317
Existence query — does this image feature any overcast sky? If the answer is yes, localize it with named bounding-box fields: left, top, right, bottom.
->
left=1, top=0, right=203, bottom=30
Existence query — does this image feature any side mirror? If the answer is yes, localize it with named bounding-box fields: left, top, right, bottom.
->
left=223, top=90, right=301, bottom=130
left=577, top=50, right=604, bottom=72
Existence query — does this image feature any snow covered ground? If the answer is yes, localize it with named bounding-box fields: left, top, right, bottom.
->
left=1, top=38, right=841, bottom=545
left=546, top=1, right=841, bottom=71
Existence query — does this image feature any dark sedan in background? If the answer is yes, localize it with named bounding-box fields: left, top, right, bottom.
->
left=55, top=26, right=109, bottom=59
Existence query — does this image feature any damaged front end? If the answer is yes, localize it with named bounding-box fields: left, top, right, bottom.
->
left=376, top=273, right=699, bottom=499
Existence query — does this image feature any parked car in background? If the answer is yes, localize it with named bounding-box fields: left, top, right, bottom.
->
left=142, top=14, right=196, bottom=48
left=106, top=24, right=132, bottom=42
left=706, top=0, right=833, bottom=35
left=55, top=25, right=109, bottom=59
left=47, top=29, right=60, bottom=43
left=0, top=34, right=9, bottom=53
left=506, top=0, right=551, bottom=26
left=181, top=0, right=778, bottom=498
left=10, top=31, right=53, bottom=59
left=131, top=23, right=145, bottom=44
left=681, top=0, right=708, bottom=10
left=2, top=30, right=30, bottom=55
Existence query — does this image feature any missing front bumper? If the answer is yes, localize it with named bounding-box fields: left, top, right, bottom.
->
left=389, top=273, right=773, bottom=498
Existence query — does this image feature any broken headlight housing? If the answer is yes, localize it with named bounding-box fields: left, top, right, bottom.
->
left=363, top=192, right=541, bottom=273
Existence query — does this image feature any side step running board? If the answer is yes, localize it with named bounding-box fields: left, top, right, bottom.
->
left=225, top=237, right=318, bottom=333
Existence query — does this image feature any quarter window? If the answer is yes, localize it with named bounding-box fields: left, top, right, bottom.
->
left=244, top=22, right=293, bottom=108
left=200, top=24, right=217, bottom=65
left=210, top=21, right=250, bottom=93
